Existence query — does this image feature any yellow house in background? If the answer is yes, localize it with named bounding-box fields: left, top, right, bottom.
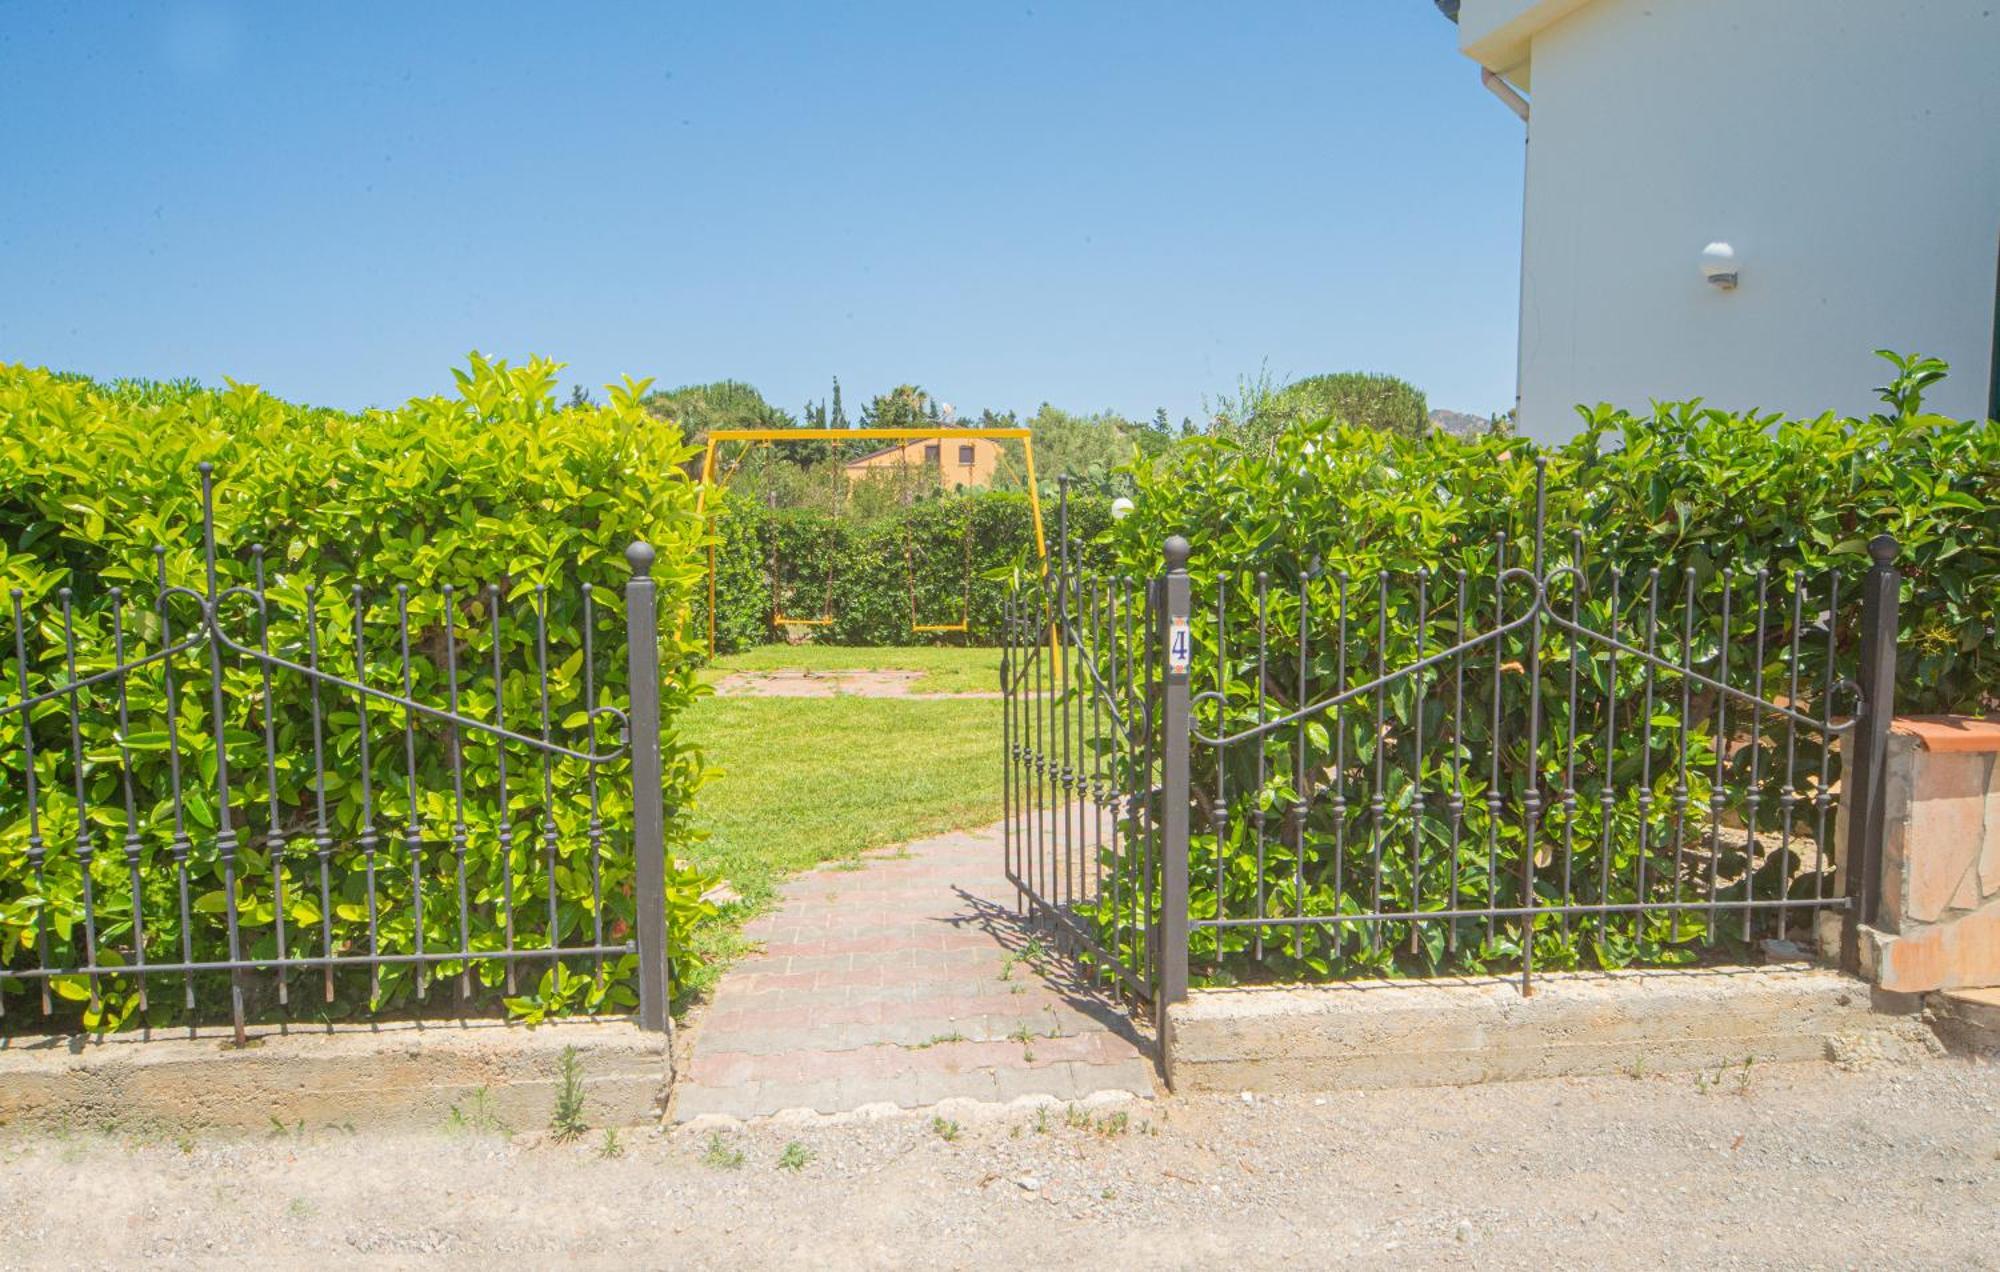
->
left=843, top=434, right=1001, bottom=490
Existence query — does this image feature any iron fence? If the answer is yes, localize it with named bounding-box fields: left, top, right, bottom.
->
left=1004, top=466, right=1899, bottom=1005
left=0, top=466, right=673, bottom=1040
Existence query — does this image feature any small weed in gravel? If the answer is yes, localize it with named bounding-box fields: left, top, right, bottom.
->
left=931, top=1117, right=961, bottom=1143
left=777, top=1142, right=814, bottom=1172
left=445, top=1088, right=512, bottom=1137
left=597, top=1129, right=624, bottom=1160
left=549, top=1046, right=588, bottom=1143
left=702, top=1132, right=746, bottom=1170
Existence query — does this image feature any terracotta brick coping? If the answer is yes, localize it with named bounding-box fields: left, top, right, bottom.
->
left=1892, top=715, right=2000, bottom=753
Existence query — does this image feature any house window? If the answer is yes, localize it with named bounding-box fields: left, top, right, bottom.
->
left=923, top=443, right=941, bottom=463
left=957, top=444, right=975, bottom=465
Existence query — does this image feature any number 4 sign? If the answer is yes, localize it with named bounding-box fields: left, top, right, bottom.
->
left=1168, top=616, right=1192, bottom=674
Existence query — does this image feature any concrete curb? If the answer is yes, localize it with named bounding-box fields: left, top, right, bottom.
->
left=0, top=1019, right=669, bottom=1137
left=1165, top=966, right=1920, bottom=1092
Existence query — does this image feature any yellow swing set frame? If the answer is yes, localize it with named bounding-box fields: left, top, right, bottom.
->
left=694, top=427, right=1050, bottom=656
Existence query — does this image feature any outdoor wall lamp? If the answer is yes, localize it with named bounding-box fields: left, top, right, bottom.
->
left=1701, top=241, right=1740, bottom=290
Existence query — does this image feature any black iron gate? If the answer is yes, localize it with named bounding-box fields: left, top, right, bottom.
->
left=1001, top=492, right=1163, bottom=1000
left=1004, top=465, right=1900, bottom=1007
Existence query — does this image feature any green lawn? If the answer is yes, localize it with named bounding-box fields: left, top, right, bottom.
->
left=704, top=644, right=1001, bottom=694
left=677, top=647, right=1006, bottom=992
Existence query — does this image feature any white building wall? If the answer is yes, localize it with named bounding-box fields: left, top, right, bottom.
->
left=1499, top=0, right=2000, bottom=442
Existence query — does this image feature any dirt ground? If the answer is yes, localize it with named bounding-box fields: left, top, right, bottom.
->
left=5, top=1054, right=1997, bottom=1268
left=711, top=668, right=1003, bottom=699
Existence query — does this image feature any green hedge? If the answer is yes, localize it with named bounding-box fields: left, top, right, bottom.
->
left=701, top=489, right=1108, bottom=651
left=0, top=356, right=713, bottom=1030
left=1093, top=353, right=1998, bottom=983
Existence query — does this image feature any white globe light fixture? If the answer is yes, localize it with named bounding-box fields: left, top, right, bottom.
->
left=1110, top=496, right=1135, bottom=521
left=1700, top=241, right=1739, bottom=290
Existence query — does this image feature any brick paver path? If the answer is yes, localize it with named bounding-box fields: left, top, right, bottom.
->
left=672, top=817, right=1155, bottom=1121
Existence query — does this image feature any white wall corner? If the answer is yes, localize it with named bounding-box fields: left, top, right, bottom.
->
left=1456, top=0, right=1600, bottom=83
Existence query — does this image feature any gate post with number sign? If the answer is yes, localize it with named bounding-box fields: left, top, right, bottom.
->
left=1159, top=536, right=1193, bottom=1007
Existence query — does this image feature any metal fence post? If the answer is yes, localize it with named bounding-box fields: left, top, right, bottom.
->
left=1158, top=535, right=1193, bottom=1008
left=1841, top=533, right=1900, bottom=974
left=625, top=542, right=671, bottom=1033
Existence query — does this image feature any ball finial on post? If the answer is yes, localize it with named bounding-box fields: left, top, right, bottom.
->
left=1867, top=534, right=1900, bottom=567
left=625, top=541, right=656, bottom=578
left=1163, top=535, right=1191, bottom=573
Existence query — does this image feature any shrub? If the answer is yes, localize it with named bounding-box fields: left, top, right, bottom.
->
left=1092, top=353, right=1997, bottom=982
left=701, top=488, right=1108, bottom=652
left=0, top=355, right=715, bottom=1030
left=1244, top=371, right=1430, bottom=440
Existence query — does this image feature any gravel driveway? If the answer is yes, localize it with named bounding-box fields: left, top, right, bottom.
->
left=5, top=1055, right=1997, bottom=1268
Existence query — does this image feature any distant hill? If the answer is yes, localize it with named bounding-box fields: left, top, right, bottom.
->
left=1428, top=409, right=1492, bottom=437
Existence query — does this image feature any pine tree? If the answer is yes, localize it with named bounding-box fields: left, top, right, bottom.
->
left=830, top=377, right=848, bottom=429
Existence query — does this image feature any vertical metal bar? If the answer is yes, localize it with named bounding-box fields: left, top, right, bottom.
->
left=352, top=586, right=381, bottom=1006
left=156, top=547, right=197, bottom=1014
left=1597, top=568, right=1622, bottom=946
left=1520, top=463, right=1547, bottom=995
left=1813, top=573, right=1842, bottom=921
left=1744, top=570, right=1770, bottom=940
left=582, top=584, right=607, bottom=982
left=1409, top=567, right=1428, bottom=954
left=1292, top=566, right=1312, bottom=963
left=1777, top=574, right=1805, bottom=944
left=1001, top=589, right=1013, bottom=902
left=252, top=549, right=288, bottom=1007
left=625, top=543, right=671, bottom=1033
left=397, top=585, right=426, bottom=999
left=111, top=592, right=149, bottom=1012
left=489, top=584, right=516, bottom=995
left=10, top=590, right=50, bottom=1014
left=1485, top=539, right=1506, bottom=943
left=305, top=585, right=335, bottom=1004
left=1213, top=572, right=1228, bottom=934
left=198, top=466, right=249, bottom=1042
left=1029, top=578, right=1044, bottom=911
left=1057, top=479, right=1073, bottom=911
left=1446, top=570, right=1467, bottom=955
left=1705, top=570, right=1734, bottom=944
left=535, top=585, right=561, bottom=966
left=443, top=585, right=471, bottom=1000
left=1635, top=571, right=1661, bottom=922
left=1089, top=574, right=1107, bottom=980
left=1136, top=576, right=1154, bottom=984
left=1841, top=536, right=1900, bottom=972
left=1367, top=571, right=1387, bottom=955
left=1331, top=572, right=1351, bottom=958
left=61, top=589, right=100, bottom=1010
left=1670, top=569, right=1696, bottom=928
left=1252, top=571, right=1269, bottom=962
left=1558, top=532, right=1581, bottom=934
left=1096, top=578, right=1115, bottom=975
left=1158, top=536, right=1192, bottom=1008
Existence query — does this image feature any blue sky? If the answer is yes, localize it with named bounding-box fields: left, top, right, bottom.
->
left=1, top=2, right=1524, bottom=422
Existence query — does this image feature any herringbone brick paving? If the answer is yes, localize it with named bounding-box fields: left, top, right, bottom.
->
left=672, top=817, right=1155, bottom=1120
